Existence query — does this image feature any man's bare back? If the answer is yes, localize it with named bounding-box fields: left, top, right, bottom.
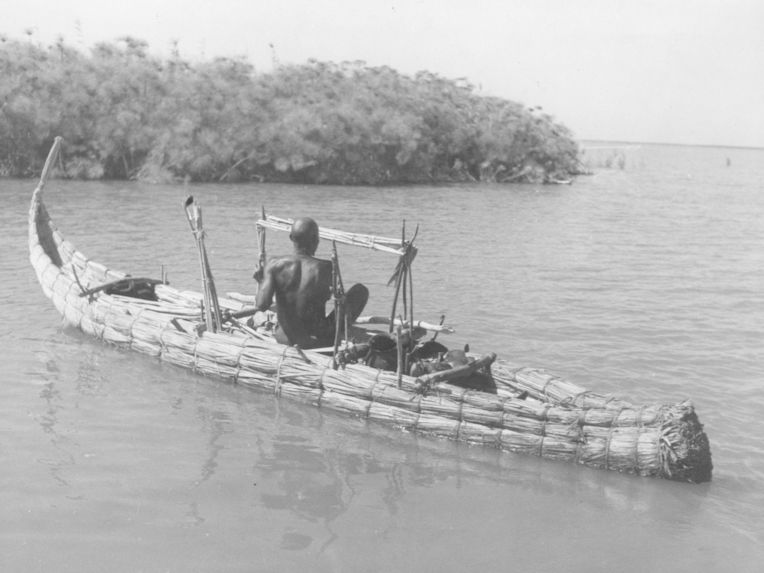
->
left=256, top=253, right=333, bottom=348
left=254, top=217, right=368, bottom=349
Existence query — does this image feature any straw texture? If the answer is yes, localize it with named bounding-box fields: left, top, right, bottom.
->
left=28, top=156, right=712, bottom=483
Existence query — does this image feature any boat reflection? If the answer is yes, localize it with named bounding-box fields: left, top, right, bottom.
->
left=233, top=387, right=709, bottom=545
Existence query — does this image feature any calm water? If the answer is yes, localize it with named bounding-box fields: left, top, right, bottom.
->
left=2, top=144, right=763, bottom=572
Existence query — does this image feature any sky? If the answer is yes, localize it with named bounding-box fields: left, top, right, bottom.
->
left=3, top=0, right=763, bottom=148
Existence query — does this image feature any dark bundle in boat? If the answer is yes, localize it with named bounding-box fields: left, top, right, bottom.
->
left=29, top=138, right=712, bottom=483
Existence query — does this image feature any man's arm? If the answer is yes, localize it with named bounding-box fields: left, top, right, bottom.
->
left=255, top=262, right=276, bottom=312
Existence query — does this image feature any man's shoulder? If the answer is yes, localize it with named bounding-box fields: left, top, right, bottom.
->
left=267, top=254, right=331, bottom=273
left=266, top=256, right=297, bottom=273
left=297, top=254, right=332, bottom=268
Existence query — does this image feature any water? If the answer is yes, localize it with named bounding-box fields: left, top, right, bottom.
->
left=2, top=144, right=763, bottom=572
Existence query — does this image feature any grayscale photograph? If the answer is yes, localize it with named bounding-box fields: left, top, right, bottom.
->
left=2, top=1, right=762, bottom=571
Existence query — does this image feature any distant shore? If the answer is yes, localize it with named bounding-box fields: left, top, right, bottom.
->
left=1, top=37, right=581, bottom=185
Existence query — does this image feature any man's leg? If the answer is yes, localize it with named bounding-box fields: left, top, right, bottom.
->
left=323, top=283, right=369, bottom=344
left=344, top=283, right=369, bottom=323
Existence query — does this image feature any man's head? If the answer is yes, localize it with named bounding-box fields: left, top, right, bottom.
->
left=290, top=217, right=320, bottom=254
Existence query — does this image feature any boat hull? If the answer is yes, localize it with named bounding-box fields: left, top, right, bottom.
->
left=28, top=141, right=712, bottom=483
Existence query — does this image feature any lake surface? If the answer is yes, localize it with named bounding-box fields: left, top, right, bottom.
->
left=2, top=143, right=763, bottom=572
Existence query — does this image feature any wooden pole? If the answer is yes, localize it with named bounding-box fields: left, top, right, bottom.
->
left=396, top=323, right=403, bottom=388
left=200, top=209, right=222, bottom=330
left=184, top=196, right=221, bottom=332
left=331, top=241, right=347, bottom=369
left=255, top=205, right=267, bottom=295
left=388, top=219, right=407, bottom=334
left=401, top=263, right=408, bottom=330
left=407, top=224, right=419, bottom=336
left=408, top=263, right=415, bottom=337
left=400, top=220, right=408, bottom=323
left=388, top=258, right=403, bottom=334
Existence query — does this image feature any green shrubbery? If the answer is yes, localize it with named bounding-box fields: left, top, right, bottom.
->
left=1, top=36, right=580, bottom=184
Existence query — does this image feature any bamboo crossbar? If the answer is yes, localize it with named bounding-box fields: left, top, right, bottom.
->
left=256, top=215, right=408, bottom=256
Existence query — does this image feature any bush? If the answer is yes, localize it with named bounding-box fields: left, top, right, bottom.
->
left=1, top=38, right=580, bottom=184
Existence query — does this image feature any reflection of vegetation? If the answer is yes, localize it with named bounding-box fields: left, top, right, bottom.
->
left=1, top=36, right=580, bottom=184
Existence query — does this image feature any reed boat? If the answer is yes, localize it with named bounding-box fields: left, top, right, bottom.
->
left=29, top=138, right=712, bottom=483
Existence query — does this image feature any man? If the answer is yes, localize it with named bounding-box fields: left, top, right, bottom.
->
left=255, top=217, right=368, bottom=349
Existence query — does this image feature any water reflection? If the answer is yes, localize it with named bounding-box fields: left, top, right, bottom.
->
left=242, top=391, right=710, bottom=547
left=256, top=434, right=351, bottom=552
left=29, top=322, right=711, bottom=545
left=381, top=463, right=405, bottom=518
left=193, top=406, right=232, bottom=485
left=9, top=152, right=764, bottom=563
left=75, top=351, right=109, bottom=396
left=32, top=345, right=74, bottom=489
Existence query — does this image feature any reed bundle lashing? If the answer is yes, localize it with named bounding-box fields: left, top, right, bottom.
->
left=28, top=144, right=713, bottom=483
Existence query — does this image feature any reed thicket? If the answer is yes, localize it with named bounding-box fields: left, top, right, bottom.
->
left=3, top=36, right=580, bottom=184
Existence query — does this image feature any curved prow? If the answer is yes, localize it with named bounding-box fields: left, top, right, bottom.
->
left=38, top=136, right=63, bottom=193
left=30, top=137, right=64, bottom=269
left=29, top=137, right=136, bottom=328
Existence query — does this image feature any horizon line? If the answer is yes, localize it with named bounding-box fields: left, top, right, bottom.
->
left=579, top=139, right=764, bottom=151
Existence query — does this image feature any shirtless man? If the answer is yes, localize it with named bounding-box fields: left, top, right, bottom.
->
left=254, top=217, right=368, bottom=349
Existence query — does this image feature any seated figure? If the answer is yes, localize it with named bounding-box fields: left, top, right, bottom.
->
left=255, top=217, right=368, bottom=349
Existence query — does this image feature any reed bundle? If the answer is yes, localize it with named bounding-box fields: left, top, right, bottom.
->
left=492, top=362, right=637, bottom=411
left=28, top=150, right=712, bottom=483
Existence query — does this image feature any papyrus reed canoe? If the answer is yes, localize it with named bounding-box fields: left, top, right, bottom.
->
left=28, top=138, right=712, bottom=483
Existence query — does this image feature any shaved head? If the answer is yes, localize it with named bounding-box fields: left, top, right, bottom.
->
left=290, top=217, right=319, bottom=254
